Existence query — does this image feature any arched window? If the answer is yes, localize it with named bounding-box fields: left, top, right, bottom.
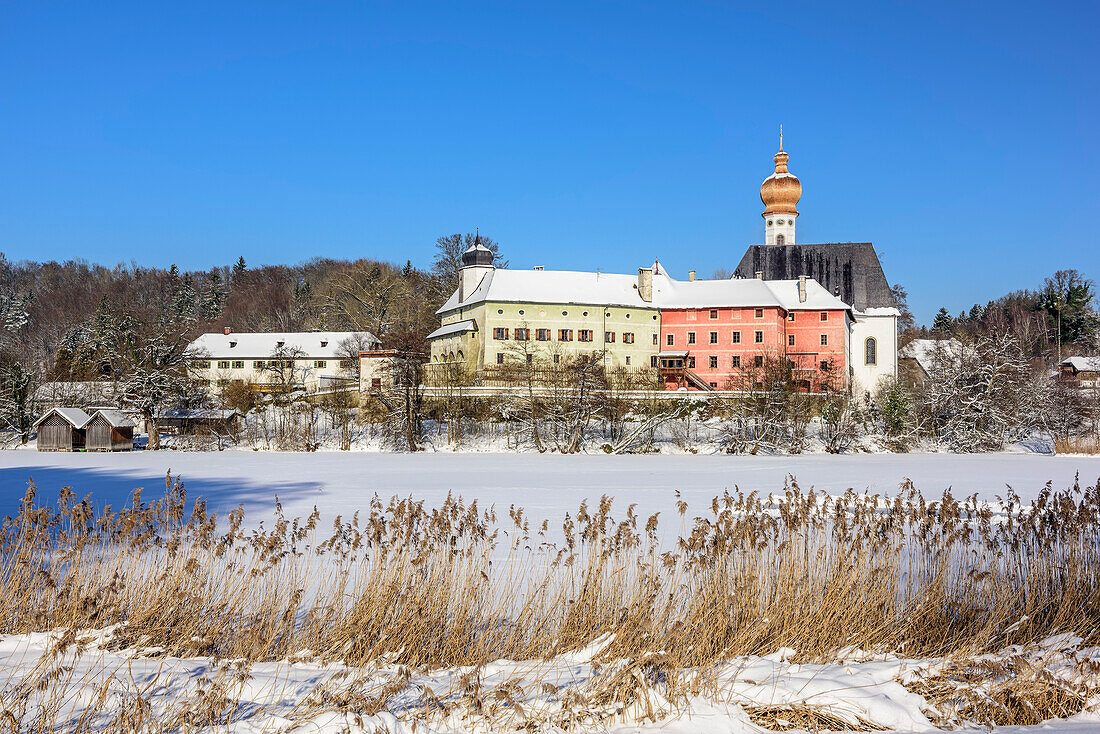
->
left=864, top=337, right=877, bottom=366
left=776, top=234, right=785, bottom=246
left=457, top=350, right=464, bottom=361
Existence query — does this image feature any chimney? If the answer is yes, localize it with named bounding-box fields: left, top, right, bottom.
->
left=755, top=271, right=763, bottom=280
left=798, top=275, right=807, bottom=303
left=637, top=267, right=653, bottom=303
left=688, top=270, right=696, bottom=282
left=224, top=326, right=232, bottom=335
left=533, top=266, right=544, bottom=271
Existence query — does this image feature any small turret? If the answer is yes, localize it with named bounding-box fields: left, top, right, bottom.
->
left=459, top=234, right=495, bottom=301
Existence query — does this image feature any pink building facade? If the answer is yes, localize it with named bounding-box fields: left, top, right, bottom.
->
left=658, top=303, right=849, bottom=392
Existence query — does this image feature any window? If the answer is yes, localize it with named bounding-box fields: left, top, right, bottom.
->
left=754, top=331, right=763, bottom=344
left=788, top=313, right=796, bottom=322
left=865, top=337, right=878, bottom=365
left=688, top=356, right=696, bottom=369
left=732, top=331, right=741, bottom=344
left=217, top=360, right=230, bottom=369
left=497, top=309, right=504, bottom=315
left=820, top=334, right=828, bottom=346
left=754, top=355, right=764, bottom=368
left=254, top=361, right=266, bottom=369
left=559, top=329, right=573, bottom=341
left=625, top=356, right=631, bottom=365
left=313, top=360, right=326, bottom=369
left=496, top=353, right=504, bottom=365
left=709, top=355, right=718, bottom=368
left=686, top=311, right=696, bottom=321
left=652, top=333, right=659, bottom=345
left=776, top=234, right=785, bottom=245
left=820, top=312, right=828, bottom=322
left=710, top=382, right=718, bottom=388
left=514, top=328, right=529, bottom=341
left=820, top=360, right=830, bottom=371
left=651, top=356, right=659, bottom=367
left=623, top=332, right=635, bottom=344
left=788, top=335, right=796, bottom=346
left=526, top=354, right=534, bottom=364
left=687, top=332, right=696, bottom=344
left=340, top=359, right=353, bottom=369
left=578, top=330, right=593, bottom=342
left=755, top=308, right=764, bottom=318
left=191, top=360, right=211, bottom=369
left=493, top=328, right=508, bottom=340
left=553, top=354, right=561, bottom=364
left=537, top=329, right=550, bottom=341
left=709, top=309, right=719, bottom=319
left=731, top=355, right=741, bottom=368
left=667, top=334, right=675, bottom=346
left=229, top=360, right=242, bottom=369
left=605, top=332, right=616, bottom=343
left=709, top=331, right=718, bottom=344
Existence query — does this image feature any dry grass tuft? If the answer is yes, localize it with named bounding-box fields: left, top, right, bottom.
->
left=743, top=704, right=884, bottom=732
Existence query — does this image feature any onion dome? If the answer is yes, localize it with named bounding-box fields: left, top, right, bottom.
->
left=461, top=234, right=494, bottom=267
left=760, top=140, right=801, bottom=217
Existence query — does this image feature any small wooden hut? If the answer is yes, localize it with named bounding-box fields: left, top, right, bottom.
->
left=33, top=408, right=92, bottom=452
left=85, top=410, right=135, bottom=451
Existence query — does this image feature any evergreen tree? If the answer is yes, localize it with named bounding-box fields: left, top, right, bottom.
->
left=233, top=256, right=247, bottom=277
left=931, top=307, right=953, bottom=335
left=199, top=270, right=225, bottom=321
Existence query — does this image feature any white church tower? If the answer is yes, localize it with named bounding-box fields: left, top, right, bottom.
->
left=760, top=130, right=801, bottom=246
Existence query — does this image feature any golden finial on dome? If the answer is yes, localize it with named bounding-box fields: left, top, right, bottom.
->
left=760, top=131, right=801, bottom=217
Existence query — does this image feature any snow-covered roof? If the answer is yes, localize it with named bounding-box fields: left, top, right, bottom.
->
left=89, top=409, right=135, bottom=428
left=437, top=269, right=650, bottom=314
left=900, top=338, right=963, bottom=374
left=188, top=331, right=378, bottom=359
left=857, top=307, right=902, bottom=317
left=1060, top=356, right=1100, bottom=372
left=33, top=407, right=92, bottom=428
left=426, top=320, right=478, bottom=340
left=653, top=274, right=849, bottom=312
left=437, top=265, right=851, bottom=315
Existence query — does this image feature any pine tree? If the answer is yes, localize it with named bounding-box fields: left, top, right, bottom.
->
left=233, top=256, right=247, bottom=277
left=199, top=270, right=225, bottom=321
left=932, top=307, right=953, bottom=335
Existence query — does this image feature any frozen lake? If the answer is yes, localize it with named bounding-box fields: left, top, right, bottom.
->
left=4, top=449, right=1100, bottom=526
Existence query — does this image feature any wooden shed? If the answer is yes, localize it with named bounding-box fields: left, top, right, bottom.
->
left=33, top=408, right=92, bottom=452
left=85, top=409, right=136, bottom=451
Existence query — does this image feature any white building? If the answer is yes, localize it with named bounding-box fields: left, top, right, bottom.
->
left=188, top=330, right=379, bottom=393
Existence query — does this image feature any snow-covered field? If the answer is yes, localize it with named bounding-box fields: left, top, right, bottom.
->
left=5, top=450, right=1100, bottom=733
left=4, top=449, right=1100, bottom=527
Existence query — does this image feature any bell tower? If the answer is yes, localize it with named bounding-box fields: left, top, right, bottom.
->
left=759, top=129, right=802, bottom=246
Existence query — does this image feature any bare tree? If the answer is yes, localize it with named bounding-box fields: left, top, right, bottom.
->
left=114, top=318, right=198, bottom=450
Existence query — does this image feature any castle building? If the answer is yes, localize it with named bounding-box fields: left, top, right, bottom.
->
left=428, top=138, right=899, bottom=393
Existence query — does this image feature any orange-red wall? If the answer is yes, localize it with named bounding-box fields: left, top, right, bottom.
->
left=659, top=307, right=848, bottom=390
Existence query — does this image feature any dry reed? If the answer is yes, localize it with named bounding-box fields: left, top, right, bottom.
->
left=3, top=472, right=1100, bottom=730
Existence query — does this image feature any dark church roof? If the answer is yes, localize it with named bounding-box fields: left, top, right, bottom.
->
left=735, top=243, right=895, bottom=311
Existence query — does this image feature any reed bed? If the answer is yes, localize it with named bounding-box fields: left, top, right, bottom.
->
left=2, top=473, right=1100, bottom=731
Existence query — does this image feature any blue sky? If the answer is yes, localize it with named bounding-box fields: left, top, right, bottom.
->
left=1, top=1, right=1097, bottom=324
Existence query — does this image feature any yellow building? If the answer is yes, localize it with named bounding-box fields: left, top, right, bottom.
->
left=428, top=242, right=661, bottom=374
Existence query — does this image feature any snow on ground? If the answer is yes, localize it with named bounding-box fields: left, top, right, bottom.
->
left=3, top=450, right=1100, bottom=529
left=2, top=627, right=1099, bottom=733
